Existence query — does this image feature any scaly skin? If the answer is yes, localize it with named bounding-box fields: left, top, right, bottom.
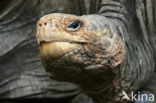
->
left=36, top=13, right=130, bottom=103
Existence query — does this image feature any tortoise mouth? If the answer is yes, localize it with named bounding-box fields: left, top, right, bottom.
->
left=39, top=41, right=86, bottom=60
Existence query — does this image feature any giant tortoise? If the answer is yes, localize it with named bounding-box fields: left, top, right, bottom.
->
left=0, top=0, right=156, bottom=103
left=36, top=0, right=156, bottom=103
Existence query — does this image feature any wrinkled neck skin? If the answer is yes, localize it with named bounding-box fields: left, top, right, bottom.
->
left=75, top=1, right=129, bottom=103
left=77, top=65, right=128, bottom=103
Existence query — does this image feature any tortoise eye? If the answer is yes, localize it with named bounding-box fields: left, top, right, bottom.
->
left=67, top=20, right=81, bottom=31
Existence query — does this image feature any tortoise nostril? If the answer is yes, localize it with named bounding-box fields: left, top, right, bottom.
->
left=44, top=22, right=47, bottom=26
left=39, top=23, right=42, bottom=26
left=38, top=21, right=47, bottom=27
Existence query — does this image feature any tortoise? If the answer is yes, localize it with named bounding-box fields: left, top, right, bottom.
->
left=36, top=0, right=156, bottom=103
left=0, top=0, right=155, bottom=103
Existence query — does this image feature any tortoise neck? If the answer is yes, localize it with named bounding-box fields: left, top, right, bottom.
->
left=77, top=68, right=124, bottom=103
left=80, top=82, right=116, bottom=103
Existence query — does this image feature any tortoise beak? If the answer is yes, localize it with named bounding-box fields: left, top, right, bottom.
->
left=39, top=41, right=82, bottom=59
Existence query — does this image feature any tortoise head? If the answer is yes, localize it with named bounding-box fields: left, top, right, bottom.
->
left=36, top=13, right=126, bottom=83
